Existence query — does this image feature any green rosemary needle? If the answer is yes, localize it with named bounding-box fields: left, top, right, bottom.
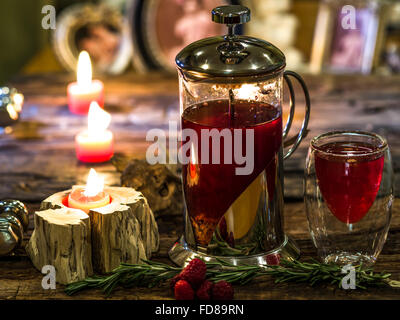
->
left=65, top=258, right=396, bottom=296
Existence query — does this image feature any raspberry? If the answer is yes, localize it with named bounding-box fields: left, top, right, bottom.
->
left=196, top=280, right=213, bottom=300
left=174, top=280, right=194, bottom=300
left=180, top=258, right=206, bottom=288
left=212, top=280, right=234, bottom=300
left=170, top=274, right=181, bottom=291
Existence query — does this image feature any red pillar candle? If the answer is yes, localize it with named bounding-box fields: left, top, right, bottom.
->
left=67, top=51, right=104, bottom=115
left=75, top=102, right=114, bottom=163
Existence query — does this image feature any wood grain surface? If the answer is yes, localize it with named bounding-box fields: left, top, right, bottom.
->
left=0, top=72, right=399, bottom=299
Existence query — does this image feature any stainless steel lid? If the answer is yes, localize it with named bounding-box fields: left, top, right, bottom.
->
left=176, top=5, right=286, bottom=79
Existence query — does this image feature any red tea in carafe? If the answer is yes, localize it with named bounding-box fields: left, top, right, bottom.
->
left=169, top=4, right=310, bottom=266
left=181, top=99, right=282, bottom=246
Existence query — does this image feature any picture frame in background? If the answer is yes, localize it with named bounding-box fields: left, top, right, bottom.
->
left=310, top=0, right=388, bottom=74
left=52, top=3, right=132, bottom=75
left=128, top=0, right=239, bottom=73
left=381, top=2, right=400, bottom=73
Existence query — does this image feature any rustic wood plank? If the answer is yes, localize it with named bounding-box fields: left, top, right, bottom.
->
left=1, top=73, right=399, bottom=202
left=1, top=201, right=400, bottom=299
left=0, top=73, right=399, bottom=299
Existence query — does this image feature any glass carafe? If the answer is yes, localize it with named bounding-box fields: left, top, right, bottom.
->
left=169, top=5, right=311, bottom=266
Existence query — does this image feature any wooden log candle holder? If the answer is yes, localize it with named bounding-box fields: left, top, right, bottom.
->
left=26, top=187, right=159, bottom=284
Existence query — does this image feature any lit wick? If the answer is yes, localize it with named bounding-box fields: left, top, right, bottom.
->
left=75, top=101, right=114, bottom=163
left=67, top=51, right=104, bottom=115
left=68, top=168, right=111, bottom=213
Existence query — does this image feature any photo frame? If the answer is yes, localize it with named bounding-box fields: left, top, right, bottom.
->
left=52, top=3, right=132, bottom=75
left=310, top=0, right=387, bottom=74
left=128, top=0, right=239, bottom=73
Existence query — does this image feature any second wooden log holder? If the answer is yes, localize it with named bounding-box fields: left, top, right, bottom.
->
left=26, top=187, right=159, bottom=284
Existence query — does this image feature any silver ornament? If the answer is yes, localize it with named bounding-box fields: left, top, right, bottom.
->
left=0, top=199, right=29, bottom=255
left=0, top=217, right=20, bottom=255
left=0, top=87, right=24, bottom=127
left=0, top=199, right=29, bottom=231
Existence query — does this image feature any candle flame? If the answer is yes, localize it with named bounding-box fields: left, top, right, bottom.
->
left=77, top=51, right=92, bottom=88
left=88, top=101, right=111, bottom=135
left=83, top=168, right=104, bottom=197
left=6, top=104, right=18, bottom=120
left=12, top=93, right=24, bottom=112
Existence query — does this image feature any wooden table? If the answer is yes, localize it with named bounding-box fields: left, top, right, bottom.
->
left=0, top=72, right=399, bottom=300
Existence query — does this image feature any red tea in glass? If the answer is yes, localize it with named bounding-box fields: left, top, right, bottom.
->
left=315, top=141, right=384, bottom=224
left=306, top=131, right=392, bottom=266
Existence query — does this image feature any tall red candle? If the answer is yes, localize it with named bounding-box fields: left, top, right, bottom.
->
left=67, top=51, right=104, bottom=115
left=75, top=102, right=114, bottom=163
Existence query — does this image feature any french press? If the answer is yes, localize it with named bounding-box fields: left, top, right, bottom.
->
left=169, top=5, right=310, bottom=266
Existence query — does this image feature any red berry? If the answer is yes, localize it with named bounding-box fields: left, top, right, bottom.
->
left=212, top=280, right=234, bottom=300
left=180, top=258, right=207, bottom=288
left=170, top=274, right=181, bottom=291
left=174, top=280, right=194, bottom=300
left=196, top=280, right=213, bottom=300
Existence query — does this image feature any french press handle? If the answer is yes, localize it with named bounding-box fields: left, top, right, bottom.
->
left=211, top=6, right=311, bottom=159
left=282, top=71, right=311, bottom=160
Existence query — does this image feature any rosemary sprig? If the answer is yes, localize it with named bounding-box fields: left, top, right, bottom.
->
left=264, top=259, right=392, bottom=289
left=65, top=260, right=182, bottom=296
left=65, top=258, right=397, bottom=296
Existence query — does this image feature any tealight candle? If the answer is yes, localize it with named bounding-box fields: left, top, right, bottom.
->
left=68, top=168, right=111, bottom=213
left=67, top=51, right=104, bottom=115
left=75, top=101, right=114, bottom=163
